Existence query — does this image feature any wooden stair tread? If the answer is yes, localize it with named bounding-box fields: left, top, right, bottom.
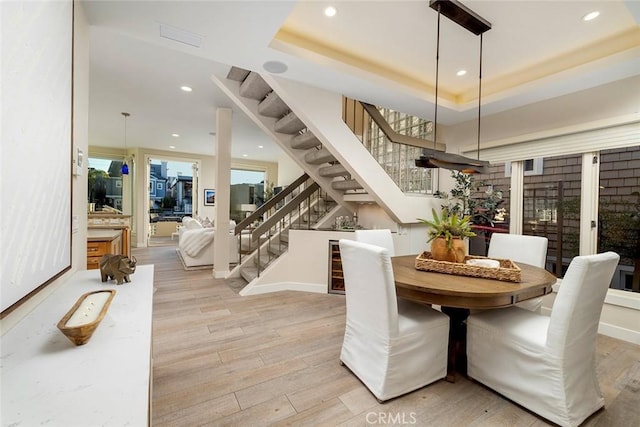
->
left=258, top=92, right=289, bottom=118
left=239, top=72, right=272, bottom=101
left=291, top=132, right=322, bottom=150
left=304, top=148, right=336, bottom=165
left=319, top=164, right=348, bottom=177
left=275, top=112, right=306, bottom=134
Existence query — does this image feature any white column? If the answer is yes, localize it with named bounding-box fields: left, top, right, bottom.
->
left=213, top=108, right=232, bottom=278
left=192, top=162, right=199, bottom=216
left=509, top=161, right=524, bottom=234
left=580, top=152, right=599, bottom=255
left=134, top=152, right=149, bottom=248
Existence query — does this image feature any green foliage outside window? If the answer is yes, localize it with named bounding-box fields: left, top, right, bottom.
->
left=435, top=171, right=505, bottom=227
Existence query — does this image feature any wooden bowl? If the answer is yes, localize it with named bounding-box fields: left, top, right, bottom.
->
left=57, top=290, right=116, bottom=345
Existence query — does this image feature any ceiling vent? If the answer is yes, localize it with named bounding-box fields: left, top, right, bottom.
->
left=159, top=23, right=203, bottom=48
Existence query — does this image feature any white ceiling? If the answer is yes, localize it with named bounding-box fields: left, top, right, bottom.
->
left=82, top=0, right=640, bottom=162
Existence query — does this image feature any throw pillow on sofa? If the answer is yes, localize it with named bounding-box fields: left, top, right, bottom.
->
left=182, top=216, right=203, bottom=229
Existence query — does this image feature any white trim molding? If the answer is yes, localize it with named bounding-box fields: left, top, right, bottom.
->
left=545, top=281, right=640, bottom=344
left=580, top=152, right=599, bottom=255
left=463, top=116, right=640, bottom=163
left=240, top=282, right=327, bottom=296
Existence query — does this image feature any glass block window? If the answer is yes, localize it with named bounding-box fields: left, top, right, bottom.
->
left=365, top=108, right=434, bottom=194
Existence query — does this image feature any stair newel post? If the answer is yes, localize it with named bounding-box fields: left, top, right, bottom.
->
left=255, top=246, right=259, bottom=278
left=307, top=194, right=311, bottom=229
left=237, top=233, right=241, bottom=265
left=265, top=228, right=270, bottom=268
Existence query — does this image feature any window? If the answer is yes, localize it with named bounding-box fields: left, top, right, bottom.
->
left=149, top=159, right=193, bottom=217
left=480, top=121, right=640, bottom=291
left=505, top=158, right=543, bottom=177
left=230, top=169, right=267, bottom=222
left=598, top=146, right=640, bottom=292
left=365, top=107, right=434, bottom=194
left=88, top=157, right=124, bottom=212
left=523, top=154, right=582, bottom=278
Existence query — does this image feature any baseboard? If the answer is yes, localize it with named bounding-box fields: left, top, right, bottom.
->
left=240, top=282, right=327, bottom=296
left=542, top=305, right=638, bottom=344
left=175, top=248, right=212, bottom=271
left=598, top=322, right=640, bottom=345
left=214, top=269, right=230, bottom=279
left=543, top=284, right=639, bottom=345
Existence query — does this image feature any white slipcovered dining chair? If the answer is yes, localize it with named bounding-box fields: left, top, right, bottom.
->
left=488, top=233, right=549, bottom=312
left=354, top=229, right=395, bottom=256
left=338, top=239, right=449, bottom=402
left=467, top=251, right=620, bottom=427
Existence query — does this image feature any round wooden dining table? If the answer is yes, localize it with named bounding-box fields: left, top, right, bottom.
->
left=391, top=255, right=557, bottom=381
left=392, top=255, right=557, bottom=309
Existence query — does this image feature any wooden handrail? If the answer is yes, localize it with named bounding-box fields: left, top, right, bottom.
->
left=471, top=225, right=508, bottom=233
left=360, top=102, right=446, bottom=152
left=251, top=182, right=320, bottom=240
left=235, top=173, right=310, bottom=234
left=362, top=101, right=490, bottom=170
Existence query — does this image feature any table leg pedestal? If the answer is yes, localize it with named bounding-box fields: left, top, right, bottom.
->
left=441, top=306, right=470, bottom=383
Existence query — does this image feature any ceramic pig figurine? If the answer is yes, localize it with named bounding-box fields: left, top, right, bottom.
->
left=99, top=254, right=137, bottom=285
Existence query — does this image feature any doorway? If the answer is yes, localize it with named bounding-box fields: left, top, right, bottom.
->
left=148, top=158, right=197, bottom=247
left=230, top=168, right=266, bottom=223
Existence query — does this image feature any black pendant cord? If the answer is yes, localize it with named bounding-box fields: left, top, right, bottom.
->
left=415, top=0, right=492, bottom=174
left=477, top=33, right=483, bottom=161
left=433, top=7, right=441, bottom=151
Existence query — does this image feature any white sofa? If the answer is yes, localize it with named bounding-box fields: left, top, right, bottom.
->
left=177, top=217, right=238, bottom=268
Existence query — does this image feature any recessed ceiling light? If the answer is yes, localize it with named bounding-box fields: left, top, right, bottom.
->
left=242, top=154, right=248, bottom=157
left=169, top=145, right=176, bottom=149
left=258, top=145, right=264, bottom=149
left=324, top=6, right=337, bottom=17
left=263, top=60, right=288, bottom=74
left=171, top=133, right=180, bottom=137
left=180, top=86, right=192, bottom=92
left=583, top=11, right=600, bottom=21
left=456, top=69, right=467, bottom=76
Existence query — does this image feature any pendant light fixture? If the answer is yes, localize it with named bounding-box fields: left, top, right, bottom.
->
left=415, top=0, right=491, bottom=174
left=121, top=112, right=130, bottom=175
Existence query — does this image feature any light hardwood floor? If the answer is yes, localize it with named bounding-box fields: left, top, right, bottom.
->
left=138, top=246, right=640, bottom=426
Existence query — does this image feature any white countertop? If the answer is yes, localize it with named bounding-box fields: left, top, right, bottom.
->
left=1, top=265, right=154, bottom=426
left=87, top=228, right=123, bottom=241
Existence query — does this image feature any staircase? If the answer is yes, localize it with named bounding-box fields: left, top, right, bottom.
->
left=238, top=233, right=290, bottom=283
left=212, top=67, right=438, bottom=225
left=232, top=173, right=340, bottom=283
left=226, top=67, right=367, bottom=203
left=213, top=67, right=445, bottom=294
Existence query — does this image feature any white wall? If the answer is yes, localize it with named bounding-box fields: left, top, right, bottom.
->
left=444, top=76, right=640, bottom=155
left=73, top=1, right=90, bottom=276
left=277, top=153, right=304, bottom=186
left=357, top=205, right=399, bottom=231
left=1, top=0, right=90, bottom=333
left=542, top=283, right=640, bottom=345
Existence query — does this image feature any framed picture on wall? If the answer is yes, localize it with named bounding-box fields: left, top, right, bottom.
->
left=204, top=189, right=215, bottom=206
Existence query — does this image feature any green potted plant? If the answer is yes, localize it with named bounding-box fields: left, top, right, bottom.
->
left=418, top=208, right=476, bottom=263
